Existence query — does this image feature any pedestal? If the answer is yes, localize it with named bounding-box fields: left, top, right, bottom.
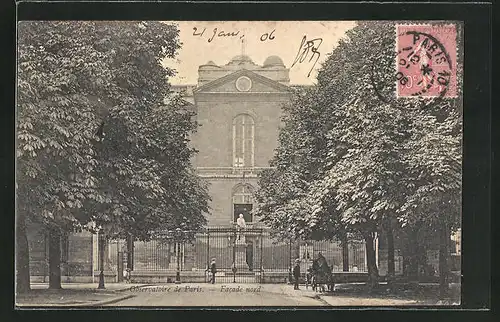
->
left=236, top=233, right=246, bottom=244
left=234, top=243, right=249, bottom=270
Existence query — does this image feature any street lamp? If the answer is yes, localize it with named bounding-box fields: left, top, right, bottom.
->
left=174, top=228, right=182, bottom=284
left=167, top=228, right=191, bottom=284
left=97, top=228, right=106, bottom=289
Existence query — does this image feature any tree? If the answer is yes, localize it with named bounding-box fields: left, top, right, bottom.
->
left=18, top=21, right=105, bottom=291
left=255, top=86, right=344, bottom=241
left=256, top=21, right=462, bottom=293
left=309, top=22, right=461, bottom=290
left=16, top=21, right=210, bottom=293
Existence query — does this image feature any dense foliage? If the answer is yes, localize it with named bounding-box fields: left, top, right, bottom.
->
left=255, top=21, right=462, bottom=287
left=17, top=21, right=210, bottom=291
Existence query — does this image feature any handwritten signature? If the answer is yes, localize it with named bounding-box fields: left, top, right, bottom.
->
left=291, top=36, right=323, bottom=77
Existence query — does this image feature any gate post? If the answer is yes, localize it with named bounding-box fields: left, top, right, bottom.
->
left=342, top=234, right=349, bottom=272
left=232, top=227, right=237, bottom=283
left=117, top=251, right=123, bottom=282
left=259, top=229, right=264, bottom=284
left=288, top=240, right=293, bottom=284
left=206, top=229, right=210, bottom=283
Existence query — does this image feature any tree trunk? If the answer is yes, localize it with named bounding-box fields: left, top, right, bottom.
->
left=48, top=228, right=62, bottom=289
left=439, top=223, right=450, bottom=298
left=407, top=227, right=419, bottom=282
left=342, top=234, right=349, bottom=272
left=364, top=232, right=379, bottom=289
left=97, top=233, right=106, bottom=289
left=126, top=234, right=134, bottom=270
left=294, top=240, right=300, bottom=261
left=386, top=224, right=395, bottom=283
left=16, top=211, right=31, bottom=294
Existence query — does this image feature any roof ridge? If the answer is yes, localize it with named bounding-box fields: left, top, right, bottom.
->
left=194, top=69, right=290, bottom=93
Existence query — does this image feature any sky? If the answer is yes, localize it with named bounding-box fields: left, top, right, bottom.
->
left=162, top=21, right=356, bottom=85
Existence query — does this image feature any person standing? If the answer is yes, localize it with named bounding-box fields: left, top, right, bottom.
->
left=293, top=258, right=301, bottom=290
left=209, top=258, right=217, bottom=284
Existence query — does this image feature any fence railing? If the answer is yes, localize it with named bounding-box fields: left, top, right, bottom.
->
left=27, top=227, right=370, bottom=280
left=130, top=228, right=367, bottom=273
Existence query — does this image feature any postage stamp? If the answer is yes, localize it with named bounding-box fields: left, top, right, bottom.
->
left=396, top=24, right=457, bottom=98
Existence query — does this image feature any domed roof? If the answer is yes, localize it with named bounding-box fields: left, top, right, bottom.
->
left=199, top=60, right=220, bottom=70
left=263, top=55, right=285, bottom=67
left=229, top=55, right=254, bottom=64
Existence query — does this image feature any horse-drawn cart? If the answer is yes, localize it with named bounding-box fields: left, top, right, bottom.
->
left=306, top=255, right=335, bottom=292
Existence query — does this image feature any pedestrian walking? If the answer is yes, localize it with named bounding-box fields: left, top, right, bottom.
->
left=209, top=258, right=217, bottom=284
left=306, top=266, right=313, bottom=290
left=293, top=258, right=301, bottom=290
left=123, top=267, right=132, bottom=283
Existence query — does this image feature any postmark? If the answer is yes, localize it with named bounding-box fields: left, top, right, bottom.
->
left=395, top=24, right=457, bottom=98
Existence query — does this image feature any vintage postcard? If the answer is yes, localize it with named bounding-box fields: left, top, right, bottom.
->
left=16, top=20, right=463, bottom=308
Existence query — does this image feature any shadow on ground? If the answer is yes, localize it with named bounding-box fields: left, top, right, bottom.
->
left=320, top=283, right=460, bottom=305
left=16, top=288, right=119, bottom=306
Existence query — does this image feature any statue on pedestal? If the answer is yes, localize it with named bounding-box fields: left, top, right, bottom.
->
left=236, top=214, right=247, bottom=243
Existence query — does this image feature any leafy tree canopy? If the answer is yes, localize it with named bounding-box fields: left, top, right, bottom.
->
left=255, top=21, right=462, bottom=241
left=17, top=21, right=210, bottom=239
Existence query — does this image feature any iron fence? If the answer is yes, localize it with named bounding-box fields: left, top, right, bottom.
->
left=27, top=227, right=369, bottom=283
left=28, top=231, right=94, bottom=281
left=129, top=227, right=367, bottom=283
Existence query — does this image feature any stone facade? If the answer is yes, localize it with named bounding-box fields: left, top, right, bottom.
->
left=173, top=54, right=292, bottom=228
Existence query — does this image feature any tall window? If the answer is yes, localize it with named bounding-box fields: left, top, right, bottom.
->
left=233, top=114, right=254, bottom=167
left=232, top=184, right=253, bottom=223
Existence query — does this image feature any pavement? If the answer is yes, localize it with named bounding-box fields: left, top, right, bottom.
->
left=16, top=283, right=152, bottom=308
left=103, top=283, right=325, bottom=307
left=274, top=283, right=421, bottom=306
left=16, top=282, right=460, bottom=307
left=29, top=282, right=150, bottom=291
left=318, top=282, right=461, bottom=306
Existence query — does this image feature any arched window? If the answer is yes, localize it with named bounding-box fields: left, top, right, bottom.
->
left=232, top=184, right=254, bottom=223
left=233, top=114, right=254, bottom=168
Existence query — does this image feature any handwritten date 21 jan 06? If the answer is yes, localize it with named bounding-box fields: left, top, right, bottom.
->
left=193, top=27, right=275, bottom=43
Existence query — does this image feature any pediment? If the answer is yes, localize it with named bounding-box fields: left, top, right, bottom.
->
left=193, top=69, right=290, bottom=94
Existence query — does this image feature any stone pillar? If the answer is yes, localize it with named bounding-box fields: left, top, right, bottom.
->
left=234, top=238, right=249, bottom=270
left=168, top=243, right=179, bottom=270
left=92, top=234, right=99, bottom=283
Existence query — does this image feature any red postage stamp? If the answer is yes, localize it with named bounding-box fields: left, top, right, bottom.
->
left=396, top=24, right=457, bottom=98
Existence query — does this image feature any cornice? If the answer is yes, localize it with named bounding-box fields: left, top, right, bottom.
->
left=198, top=174, right=260, bottom=180
left=196, top=166, right=274, bottom=179
left=194, top=92, right=290, bottom=104
left=194, top=69, right=291, bottom=94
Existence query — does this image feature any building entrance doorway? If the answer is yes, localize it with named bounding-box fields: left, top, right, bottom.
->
left=233, top=204, right=252, bottom=223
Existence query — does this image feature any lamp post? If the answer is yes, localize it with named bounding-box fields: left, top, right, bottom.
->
left=97, top=228, right=106, bottom=289
left=174, top=228, right=182, bottom=284
left=168, top=227, right=190, bottom=284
